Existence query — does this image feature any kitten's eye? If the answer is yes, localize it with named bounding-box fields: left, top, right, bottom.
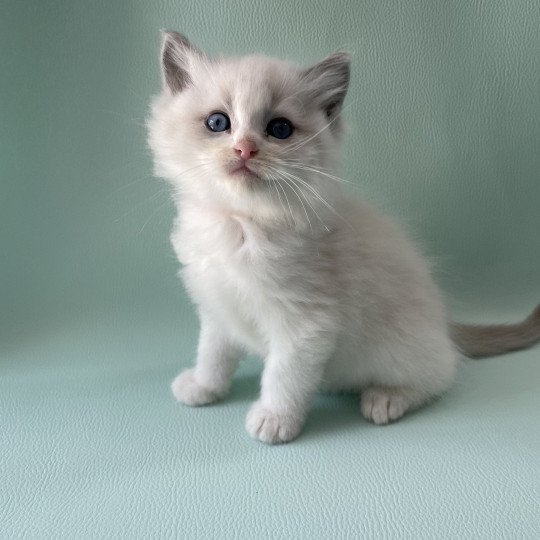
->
left=206, top=112, right=230, bottom=133
left=266, top=118, right=294, bottom=139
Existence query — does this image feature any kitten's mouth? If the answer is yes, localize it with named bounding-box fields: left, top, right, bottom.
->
left=229, top=163, right=260, bottom=180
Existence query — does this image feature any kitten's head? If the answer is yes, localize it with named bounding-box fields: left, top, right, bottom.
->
left=148, top=32, right=350, bottom=224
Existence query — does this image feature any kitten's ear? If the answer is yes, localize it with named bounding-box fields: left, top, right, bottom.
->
left=302, top=53, right=351, bottom=119
left=160, top=31, right=203, bottom=93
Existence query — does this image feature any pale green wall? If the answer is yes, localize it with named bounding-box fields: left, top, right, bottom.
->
left=2, top=0, right=539, bottom=340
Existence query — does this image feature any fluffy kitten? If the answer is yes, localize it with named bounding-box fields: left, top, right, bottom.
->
left=148, top=32, right=540, bottom=444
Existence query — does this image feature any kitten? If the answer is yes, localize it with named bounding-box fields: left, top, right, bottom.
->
left=148, top=31, right=540, bottom=444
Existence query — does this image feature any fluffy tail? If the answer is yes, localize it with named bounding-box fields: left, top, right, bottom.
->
left=450, top=304, right=540, bottom=358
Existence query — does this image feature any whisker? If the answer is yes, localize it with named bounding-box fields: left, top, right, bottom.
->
left=273, top=174, right=310, bottom=230
left=108, top=174, right=157, bottom=196
left=138, top=197, right=172, bottom=235
left=113, top=163, right=211, bottom=224
left=271, top=173, right=297, bottom=228
left=267, top=167, right=313, bottom=231
left=267, top=173, right=293, bottom=227
left=107, top=161, right=211, bottom=201
left=96, top=109, right=147, bottom=129
left=270, top=167, right=330, bottom=232
left=280, top=176, right=313, bottom=231
left=275, top=168, right=353, bottom=230
left=279, top=161, right=355, bottom=186
left=168, top=161, right=212, bottom=182
left=113, top=189, right=168, bottom=223
left=276, top=169, right=336, bottom=214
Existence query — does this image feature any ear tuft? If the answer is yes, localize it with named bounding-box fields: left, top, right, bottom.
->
left=160, top=31, right=199, bottom=93
left=302, top=52, right=351, bottom=118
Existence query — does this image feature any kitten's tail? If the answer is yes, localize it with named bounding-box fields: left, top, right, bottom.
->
left=450, top=304, right=540, bottom=358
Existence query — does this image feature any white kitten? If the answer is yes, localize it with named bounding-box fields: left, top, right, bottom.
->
left=147, top=32, right=540, bottom=444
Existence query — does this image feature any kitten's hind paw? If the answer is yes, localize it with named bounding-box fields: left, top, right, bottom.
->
left=361, top=386, right=414, bottom=425
left=171, top=368, right=224, bottom=406
left=245, top=401, right=303, bottom=444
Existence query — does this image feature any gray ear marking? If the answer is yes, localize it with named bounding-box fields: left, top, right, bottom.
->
left=160, top=31, right=199, bottom=93
left=302, top=52, right=351, bottom=118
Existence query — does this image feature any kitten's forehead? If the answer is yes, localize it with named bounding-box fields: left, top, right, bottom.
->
left=210, top=55, right=300, bottom=117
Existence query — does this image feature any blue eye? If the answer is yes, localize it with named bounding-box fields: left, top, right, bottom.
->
left=206, top=112, right=230, bottom=132
left=266, top=118, right=294, bottom=139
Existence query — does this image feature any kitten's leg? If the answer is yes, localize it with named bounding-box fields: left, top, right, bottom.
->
left=171, top=313, right=242, bottom=406
left=360, top=386, right=430, bottom=425
left=246, top=337, right=334, bottom=444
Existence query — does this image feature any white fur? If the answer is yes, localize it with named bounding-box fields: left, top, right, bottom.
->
left=148, top=35, right=459, bottom=444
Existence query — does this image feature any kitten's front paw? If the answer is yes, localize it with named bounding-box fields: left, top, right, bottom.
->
left=245, top=401, right=303, bottom=444
left=171, top=369, right=224, bottom=406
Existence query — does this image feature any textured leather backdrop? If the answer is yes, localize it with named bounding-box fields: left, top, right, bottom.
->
left=2, top=0, right=539, bottom=538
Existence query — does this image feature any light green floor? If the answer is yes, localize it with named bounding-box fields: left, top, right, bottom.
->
left=3, top=306, right=539, bottom=539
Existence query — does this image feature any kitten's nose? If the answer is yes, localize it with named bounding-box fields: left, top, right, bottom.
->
left=234, top=139, right=258, bottom=160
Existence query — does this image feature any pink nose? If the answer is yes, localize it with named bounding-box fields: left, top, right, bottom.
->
left=234, top=139, right=258, bottom=160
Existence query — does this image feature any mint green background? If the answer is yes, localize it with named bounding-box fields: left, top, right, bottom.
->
left=2, top=1, right=539, bottom=538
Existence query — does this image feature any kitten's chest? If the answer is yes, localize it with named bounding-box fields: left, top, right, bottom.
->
left=172, top=210, right=269, bottom=272
left=171, top=210, right=284, bottom=347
